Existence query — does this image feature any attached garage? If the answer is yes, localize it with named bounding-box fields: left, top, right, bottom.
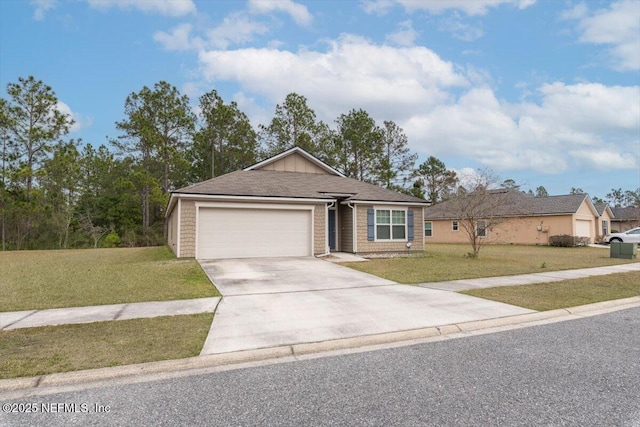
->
left=196, top=204, right=313, bottom=259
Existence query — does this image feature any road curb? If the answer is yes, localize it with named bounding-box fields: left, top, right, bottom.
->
left=2, top=297, right=639, bottom=394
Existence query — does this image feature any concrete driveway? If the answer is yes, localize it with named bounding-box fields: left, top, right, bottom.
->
left=199, top=257, right=534, bottom=355
left=199, top=257, right=395, bottom=295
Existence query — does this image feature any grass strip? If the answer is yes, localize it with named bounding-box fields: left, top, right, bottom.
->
left=461, top=271, right=640, bottom=311
left=344, top=244, right=637, bottom=284
left=0, top=313, right=214, bottom=379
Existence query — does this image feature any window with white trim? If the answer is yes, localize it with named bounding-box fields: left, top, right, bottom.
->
left=376, top=209, right=406, bottom=240
left=424, top=221, right=433, bottom=237
left=452, top=221, right=459, bottom=231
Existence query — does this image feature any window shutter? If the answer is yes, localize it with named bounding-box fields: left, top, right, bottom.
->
left=367, top=208, right=374, bottom=241
left=407, top=210, right=414, bottom=241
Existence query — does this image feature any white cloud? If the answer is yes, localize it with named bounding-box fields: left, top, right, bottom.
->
left=407, top=82, right=639, bottom=173
left=559, top=3, right=588, bottom=20
left=198, top=34, right=468, bottom=122
left=525, top=82, right=639, bottom=134
left=360, top=0, right=396, bottom=16
left=570, top=149, right=638, bottom=170
left=154, top=23, right=204, bottom=51
left=564, top=0, right=640, bottom=71
left=194, top=36, right=637, bottom=175
left=248, top=0, right=313, bottom=26
left=362, top=0, right=535, bottom=16
left=30, top=0, right=56, bottom=21
left=396, top=0, right=536, bottom=16
left=87, top=0, right=196, bottom=16
left=385, top=20, right=419, bottom=46
left=438, top=12, right=484, bottom=41
left=206, top=13, right=270, bottom=49
left=154, top=12, right=272, bottom=52
left=56, top=101, right=92, bottom=133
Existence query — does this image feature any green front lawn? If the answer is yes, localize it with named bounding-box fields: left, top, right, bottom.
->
left=0, top=313, right=213, bottom=379
left=344, top=244, right=638, bottom=284
left=461, top=271, right=640, bottom=311
left=0, top=247, right=218, bottom=312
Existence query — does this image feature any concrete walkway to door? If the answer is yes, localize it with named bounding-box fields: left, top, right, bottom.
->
left=199, top=257, right=535, bottom=355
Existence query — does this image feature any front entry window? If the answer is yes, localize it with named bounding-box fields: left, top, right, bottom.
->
left=376, top=209, right=406, bottom=240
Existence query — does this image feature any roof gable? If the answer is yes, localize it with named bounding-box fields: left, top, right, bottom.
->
left=593, top=202, right=614, bottom=218
left=245, top=147, right=344, bottom=176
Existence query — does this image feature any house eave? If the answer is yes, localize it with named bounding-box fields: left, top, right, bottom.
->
left=346, top=199, right=428, bottom=207
left=424, top=212, right=580, bottom=220
left=168, top=193, right=335, bottom=207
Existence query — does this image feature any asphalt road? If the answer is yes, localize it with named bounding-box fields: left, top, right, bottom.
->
left=2, top=307, right=639, bottom=426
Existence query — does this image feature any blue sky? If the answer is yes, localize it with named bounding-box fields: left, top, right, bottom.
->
left=1, top=0, right=638, bottom=199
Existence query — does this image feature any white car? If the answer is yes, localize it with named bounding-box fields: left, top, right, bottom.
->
left=604, top=227, right=640, bottom=244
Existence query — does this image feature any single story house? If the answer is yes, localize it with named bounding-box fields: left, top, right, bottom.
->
left=423, top=191, right=605, bottom=245
left=610, top=207, right=640, bottom=232
left=166, top=147, right=426, bottom=259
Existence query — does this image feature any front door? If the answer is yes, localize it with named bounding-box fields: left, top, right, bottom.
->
left=328, top=209, right=336, bottom=251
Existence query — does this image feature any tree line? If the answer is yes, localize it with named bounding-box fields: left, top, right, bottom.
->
left=1, top=76, right=637, bottom=251
left=0, top=77, right=458, bottom=250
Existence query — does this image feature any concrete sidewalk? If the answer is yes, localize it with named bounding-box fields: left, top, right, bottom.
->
left=0, top=297, right=221, bottom=330
left=419, top=263, right=640, bottom=291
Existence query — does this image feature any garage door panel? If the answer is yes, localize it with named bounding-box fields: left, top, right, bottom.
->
left=197, top=207, right=312, bottom=259
left=575, top=219, right=592, bottom=239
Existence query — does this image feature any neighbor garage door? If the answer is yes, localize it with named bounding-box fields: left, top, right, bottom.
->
left=197, top=206, right=312, bottom=259
left=575, top=219, right=592, bottom=239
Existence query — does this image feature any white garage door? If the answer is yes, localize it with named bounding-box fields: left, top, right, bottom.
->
left=197, top=207, right=312, bottom=259
left=575, top=219, right=592, bottom=238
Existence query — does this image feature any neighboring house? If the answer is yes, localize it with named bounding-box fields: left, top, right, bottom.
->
left=166, top=147, right=426, bottom=259
left=423, top=191, right=603, bottom=245
left=610, top=207, right=640, bottom=232
left=594, top=202, right=614, bottom=240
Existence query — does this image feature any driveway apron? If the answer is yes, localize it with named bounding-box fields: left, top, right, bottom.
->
left=199, top=257, right=534, bottom=355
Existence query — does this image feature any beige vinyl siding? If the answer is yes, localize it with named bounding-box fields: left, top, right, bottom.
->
left=356, top=205, right=424, bottom=253
left=339, top=203, right=354, bottom=252
left=179, top=200, right=196, bottom=258
left=256, top=152, right=330, bottom=174
left=313, top=204, right=326, bottom=255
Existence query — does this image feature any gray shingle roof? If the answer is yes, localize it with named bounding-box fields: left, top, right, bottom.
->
left=611, top=207, right=640, bottom=220
left=424, top=190, right=591, bottom=219
left=173, top=170, right=425, bottom=204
